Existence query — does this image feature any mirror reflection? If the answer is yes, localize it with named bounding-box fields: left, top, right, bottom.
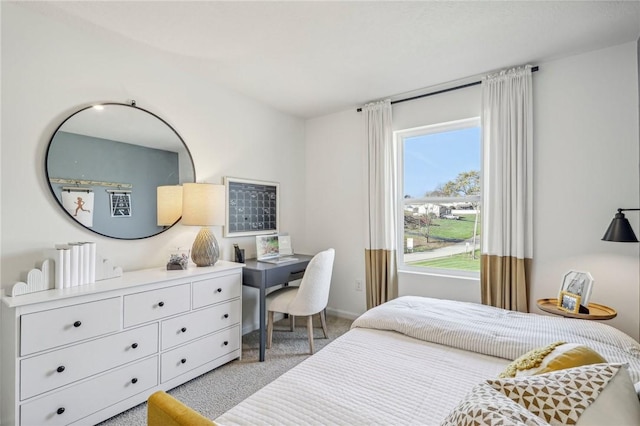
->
left=45, top=102, right=195, bottom=239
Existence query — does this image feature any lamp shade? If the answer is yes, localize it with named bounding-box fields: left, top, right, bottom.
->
left=181, top=183, right=225, bottom=226
left=157, top=185, right=183, bottom=226
left=602, top=210, right=639, bottom=242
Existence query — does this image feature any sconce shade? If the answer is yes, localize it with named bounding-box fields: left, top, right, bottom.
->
left=181, top=183, right=225, bottom=226
left=602, top=210, right=639, bottom=242
left=157, top=185, right=183, bottom=226
left=182, top=183, right=226, bottom=267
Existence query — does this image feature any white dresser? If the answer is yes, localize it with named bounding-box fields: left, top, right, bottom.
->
left=1, top=261, right=243, bottom=426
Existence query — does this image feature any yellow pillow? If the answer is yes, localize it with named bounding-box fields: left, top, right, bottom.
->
left=499, top=342, right=606, bottom=378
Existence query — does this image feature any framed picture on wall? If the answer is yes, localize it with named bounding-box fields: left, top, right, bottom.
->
left=109, top=191, right=132, bottom=217
left=224, top=177, right=279, bottom=237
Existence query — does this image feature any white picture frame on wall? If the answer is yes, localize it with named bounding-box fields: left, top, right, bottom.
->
left=224, top=177, right=279, bottom=237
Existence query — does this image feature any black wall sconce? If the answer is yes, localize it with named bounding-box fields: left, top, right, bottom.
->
left=602, top=208, right=640, bottom=242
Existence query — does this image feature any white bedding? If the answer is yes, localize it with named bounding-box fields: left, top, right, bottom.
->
left=353, top=296, right=640, bottom=382
left=215, top=328, right=508, bottom=425
left=215, top=296, right=640, bottom=425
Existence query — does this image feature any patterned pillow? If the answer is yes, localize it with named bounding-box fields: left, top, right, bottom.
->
left=499, top=342, right=606, bottom=378
left=440, top=383, right=549, bottom=426
left=487, top=363, right=640, bottom=425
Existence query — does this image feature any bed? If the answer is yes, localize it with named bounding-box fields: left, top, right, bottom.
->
left=215, top=296, right=640, bottom=425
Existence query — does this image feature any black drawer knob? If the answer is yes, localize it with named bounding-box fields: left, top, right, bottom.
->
left=216, top=288, right=222, bottom=293
left=131, top=378, right=138, bottom=384
left=56, top=366, right=65, bottom=373
left=158, top=301, right=165, bottom=307
left=181, top=327, right=187, bottom=333
left=181, top=358, right=186, bottom=364
left=223, top=341, right=229, bottom=346
left=73, top=321, right=82, bottom=328
left=57, top=407, right=65, bottom=415
left=131, top=343, right=138, bottom=349
left=223, top=313, right=229, bottom=319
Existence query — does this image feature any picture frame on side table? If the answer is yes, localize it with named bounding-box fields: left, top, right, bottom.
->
left=224, top=177, right=279, bottom=237
left=558, top=291, right=581, bottom=314
left=559, top=270, right=593, bottom=309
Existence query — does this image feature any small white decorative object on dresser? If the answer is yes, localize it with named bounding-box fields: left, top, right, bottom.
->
left=8, top=245, right=124, bottom=297
left=0, top=260, right=243, bottom=426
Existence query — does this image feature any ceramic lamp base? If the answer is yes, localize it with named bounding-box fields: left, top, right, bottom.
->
left=191, top=227, right=219, bottom=267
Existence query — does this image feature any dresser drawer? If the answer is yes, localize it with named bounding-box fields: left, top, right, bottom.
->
left=20, top=298, right=120, bottom=356
left=20, top=356, right=158, bottom=426
left=20, top=323, right=158, bottom=400
left=161, top=300, right=241, bottom=350
left=192, top=273, right=241, bottom=309
left=161, top=325, right=240, bottom=383
left=123, top=284, right=190, bottom=327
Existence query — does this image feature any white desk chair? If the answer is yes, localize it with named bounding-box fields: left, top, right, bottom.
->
left=266, top=248, right=335, bottom=354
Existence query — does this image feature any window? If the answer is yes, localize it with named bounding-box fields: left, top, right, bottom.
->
left=396, top=117, right=481, bottom=277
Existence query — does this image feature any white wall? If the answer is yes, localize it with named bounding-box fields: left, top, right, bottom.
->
left=305, top=41, right=640, bottom=340
left=0, top=4, right=306, bottom=331
left=304, top=109, right=367, bottom=318
left=531, top=42, right=639, bottom=339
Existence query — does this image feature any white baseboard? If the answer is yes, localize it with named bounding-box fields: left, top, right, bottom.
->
left=325, top=307, right=361, bottom=321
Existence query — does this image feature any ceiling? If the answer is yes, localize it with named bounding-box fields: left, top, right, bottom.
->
left=19, top=1, right=640, bottom=119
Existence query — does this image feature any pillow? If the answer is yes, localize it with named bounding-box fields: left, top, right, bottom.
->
left=499, top=342, right=606, bottom=378
left=487, top=363, right=640, bottom=425
left=440, top=382, right=549, bottom=426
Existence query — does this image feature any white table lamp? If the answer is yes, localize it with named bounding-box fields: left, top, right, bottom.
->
left=181, top=183, right=225, bottom=267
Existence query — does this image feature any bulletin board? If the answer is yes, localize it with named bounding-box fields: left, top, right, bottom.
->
left=224, top=177, right=279, bottom=237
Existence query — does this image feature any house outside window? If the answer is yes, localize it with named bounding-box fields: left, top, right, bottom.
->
left=396, top=117, right=481, bottom=278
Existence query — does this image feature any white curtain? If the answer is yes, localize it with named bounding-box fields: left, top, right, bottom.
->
left=363, top=99, right=398, bottom=309
left=481, top=65, right=533, bottom=312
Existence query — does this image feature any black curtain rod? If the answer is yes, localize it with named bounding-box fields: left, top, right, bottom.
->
left=357, top=65, right=539, bottom=112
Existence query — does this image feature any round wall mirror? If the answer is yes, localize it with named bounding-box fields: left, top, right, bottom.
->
left=45, top=102, right=195, bottom=239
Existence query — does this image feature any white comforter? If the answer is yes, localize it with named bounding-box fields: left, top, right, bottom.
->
left=353, top=296, right=640, bottom=382
left=216, top=296, right=640, bottom=425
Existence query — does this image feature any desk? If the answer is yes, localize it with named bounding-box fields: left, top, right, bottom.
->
left=242, top=255, right=313, bottom=361
left=536, top=298, right=617, bottom=320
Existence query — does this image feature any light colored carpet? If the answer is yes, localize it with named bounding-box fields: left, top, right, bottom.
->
left=98, top=315, right=353, bottom=425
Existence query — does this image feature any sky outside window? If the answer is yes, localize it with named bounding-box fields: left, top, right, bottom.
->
left=403, top=127, right=480, bottom=198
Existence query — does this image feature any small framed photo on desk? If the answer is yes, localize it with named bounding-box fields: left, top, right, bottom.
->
left=256, top=235, right=279, bottom=260
left=278, top=234, right=293, bottom=256
left=255, top=234, right=298, bottom=264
